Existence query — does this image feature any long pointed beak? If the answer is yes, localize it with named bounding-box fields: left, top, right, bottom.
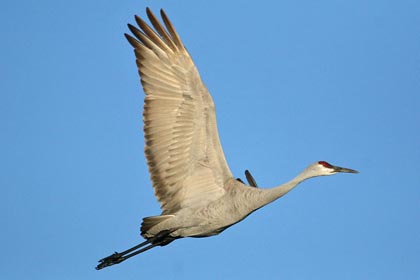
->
left=333, top=165, right=359, bottom=174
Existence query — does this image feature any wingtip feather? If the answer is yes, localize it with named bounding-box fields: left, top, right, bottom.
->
left=124, top=33, right=140, bottom=48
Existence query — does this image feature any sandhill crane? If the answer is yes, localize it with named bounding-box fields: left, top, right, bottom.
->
left=96, top=8, right=358, bottom=270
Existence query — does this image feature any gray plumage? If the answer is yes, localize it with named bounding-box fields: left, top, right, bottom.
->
left=96, top=8, right=358, bottom=270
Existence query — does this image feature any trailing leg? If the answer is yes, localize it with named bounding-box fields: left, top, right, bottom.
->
left=96, top=230, right=176, bottom=270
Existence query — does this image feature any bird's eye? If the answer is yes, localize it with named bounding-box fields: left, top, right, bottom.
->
left=318, top=161, right=333, bottom=168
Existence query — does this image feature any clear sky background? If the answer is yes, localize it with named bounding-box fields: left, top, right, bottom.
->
left=2, top=0, right=419, bottom=279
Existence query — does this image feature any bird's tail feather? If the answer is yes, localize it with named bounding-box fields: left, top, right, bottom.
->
left=141, top=215, right=174, bottom=237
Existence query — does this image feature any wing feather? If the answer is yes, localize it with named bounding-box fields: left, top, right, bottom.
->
left=126, top=8, right=233, bottom=214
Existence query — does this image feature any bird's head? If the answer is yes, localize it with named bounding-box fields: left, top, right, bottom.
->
left=292, top=161, right=358, bottom=183
left=309, top=161, right=359, bottom=177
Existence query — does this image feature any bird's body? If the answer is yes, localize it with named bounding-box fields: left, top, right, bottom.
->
left=142, top=179, right=271, bottom=239
left=142, top=171, right=310, bottom=239
left=143, top=179, right=249, bottom=239
left=96, top=8, right=358, bottom=270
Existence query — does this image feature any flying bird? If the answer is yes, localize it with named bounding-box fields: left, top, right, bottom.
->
left=96, top=8, right=358, bottom=270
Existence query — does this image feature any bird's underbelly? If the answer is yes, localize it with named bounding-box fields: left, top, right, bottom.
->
left=171, top=212, right=241, bottom=238
left=146, top=197, right=252, bottom=239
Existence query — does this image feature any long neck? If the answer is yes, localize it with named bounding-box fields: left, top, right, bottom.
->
left=250, top=172, right=314, bottom=211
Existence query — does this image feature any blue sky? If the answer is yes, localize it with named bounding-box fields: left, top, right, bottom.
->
left=2, top=0, right=419, bottom=279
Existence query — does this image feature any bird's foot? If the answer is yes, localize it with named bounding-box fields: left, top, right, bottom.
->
left=96, top=252, right=124, bottom=270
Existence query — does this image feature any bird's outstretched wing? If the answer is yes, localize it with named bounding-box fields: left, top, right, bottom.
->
left=125, top=8, right=233, bottom=214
